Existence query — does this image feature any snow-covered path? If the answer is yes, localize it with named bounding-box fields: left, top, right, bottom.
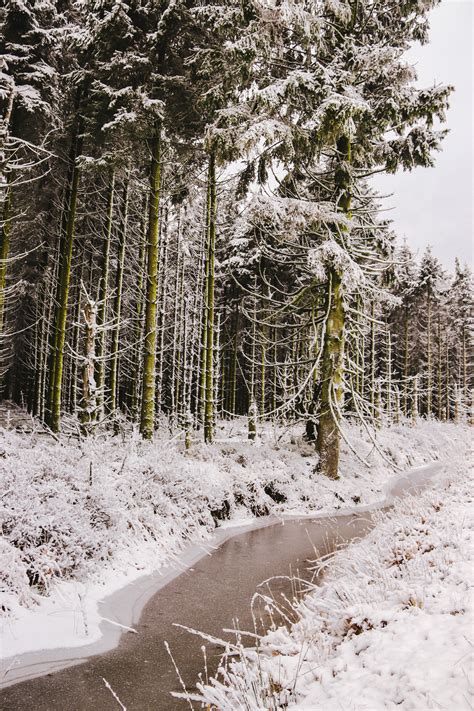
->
left=0, top=462, right=445, bottom=710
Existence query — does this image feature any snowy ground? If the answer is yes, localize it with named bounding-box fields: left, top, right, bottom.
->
left=191, top=432, right=473, bottom=710
left=0, top=418, right=469, bottom=668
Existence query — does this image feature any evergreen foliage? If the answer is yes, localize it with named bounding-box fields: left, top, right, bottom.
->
left=0, top=0, right=470, bottom=475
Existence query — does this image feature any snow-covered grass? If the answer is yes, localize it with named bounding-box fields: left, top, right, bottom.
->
left=0, top=418, right=469, bottom=663
left=190, top=437, right=473, bottom=711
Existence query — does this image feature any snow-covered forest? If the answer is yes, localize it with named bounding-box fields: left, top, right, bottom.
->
left=0, top=0, right=472, bottom=709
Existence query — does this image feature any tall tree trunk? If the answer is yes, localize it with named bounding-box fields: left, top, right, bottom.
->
left=156, top=207, right=169, bottom=414
left=386, top=327, right=392, bottom=422
left=462, top=324, right=467, bottom=419
left=0, top=175, right=12, bottom=340
left=109, top=179, right=129, bottom=413
left=411, top=373, right=418, bottom=425
left=199, top=184, right=210, bottom=428
left=316, top=268, right=345, bottom=478
left=445, top=337, right=450, bottom=420
left=140, top=126, right=161, bottom=439
left=170, top=245, right=182, bottom=425
left=316, top=134, right=350, bottom=479
left=426, top=292, right=432, bottom=416
left=272, top=325, right=278, bottom=418
left=0, top=83, right=14, bottom=373
left=176, top=256, right=186, bottom=420
left=260, top=324, right=266, bottom=417
left=69, top=258, right=84, bottom=414
left=130, top=197, right=148, bottom=422
left=48, top=123, right=83, bottom=432
left=193, top=229, right=206, bottom=423
left=81, top=294, right=98, bottom=434
left=230, top=305, right=239, bottom=416
left=250, top=281, right=257, bottom=405
left=370, top=301, right=376, bottom=416
left=403, top=305, right=409, bottom=416
left=437, top=313, right=443, bottom=420
left=33, top=275, right=49, bottom=416
left=203, top=152, right=217, bottom=443
left=96, top=171, right=116, bottom=416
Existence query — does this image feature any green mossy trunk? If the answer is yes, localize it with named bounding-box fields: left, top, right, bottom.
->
left=48, top=127, right=83, bottom=432
left=140, top=127, right=161, bottom=440
left=316, top=134, right=350, bottom=479
left=316, top=268, right=345, bottom=478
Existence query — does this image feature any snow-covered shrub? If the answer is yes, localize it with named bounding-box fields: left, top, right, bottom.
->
left=191, top=458, right=472, bottom=710
left=0, top=419, right=469, bottom=622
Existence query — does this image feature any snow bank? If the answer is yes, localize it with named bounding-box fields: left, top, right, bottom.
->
left=192, top=427, right=472, bottom=710
left=0, top=419, right=468, bottom=662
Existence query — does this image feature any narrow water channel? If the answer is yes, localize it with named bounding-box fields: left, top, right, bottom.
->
left=1, top=513, right=373, bottom=710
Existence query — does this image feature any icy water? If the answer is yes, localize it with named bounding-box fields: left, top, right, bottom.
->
left=0, top=513, right=373, bottom=710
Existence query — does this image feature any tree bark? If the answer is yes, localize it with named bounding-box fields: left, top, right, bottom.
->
left=426, top=292, right=432, bottom=416
left=48, top=124, right=83, bottom=432
left=203, top=152, right=217, bottom=443
left=0, top=175, right=12, bottom=339
left=140, top=126, right=162, bottom=439
left=316, top=134, right=350, bottom=479
left=81, top=294, right=98, bottom=435
left=109, top=179, right=129, bottom=413
left=96, top=171, right=116, bottom=416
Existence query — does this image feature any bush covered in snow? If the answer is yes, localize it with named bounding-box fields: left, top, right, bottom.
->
left=191, top=443, right=472, bottom=710
left=0, top=419, right=468, bottom=625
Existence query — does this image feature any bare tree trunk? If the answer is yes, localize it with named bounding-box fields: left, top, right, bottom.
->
left=0, top=175, right=12, bottom=338
left=81, top=293, right=98, bottom=435
left=155, top=206, right=169, bottom=416
left=69, top=258, right=83, bottom=414
left=445, top=337, right=450, bottom=420
left=411, top=374, right=418, bottom=425
left=403, top=306, right=409, bottom=416
left=426, top=292, right=432, bottom=416
left=370, top=301, right=376, bottom=416
left=386, top=328, right=392, bottom=422
left=140, top=126, right=161, bottom=440
left=230, top=305, right=239, bottom=416
left=109, top=179, right=129, bottom=413
left=203, top=152, right=217, bottom=443
left=130, top=197, right=148, bottom=422
left=96, top=171, right=116, bottom=416
left=437, top=313, right=443, bottom=420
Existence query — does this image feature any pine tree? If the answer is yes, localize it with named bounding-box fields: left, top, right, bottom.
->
left=415, top=246, right=445, bottom=416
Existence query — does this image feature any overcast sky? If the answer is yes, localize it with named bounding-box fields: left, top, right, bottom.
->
left=374, top=0, right=473, bottom=271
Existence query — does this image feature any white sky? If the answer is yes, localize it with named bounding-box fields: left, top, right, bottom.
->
left=374, top=0, right=473, bottom=270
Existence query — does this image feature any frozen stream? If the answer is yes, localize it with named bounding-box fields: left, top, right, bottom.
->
left=0, top=463, right=443, bottom=710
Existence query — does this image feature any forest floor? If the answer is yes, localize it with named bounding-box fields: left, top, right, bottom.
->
left=192, top=431, right=473, bottom=711
left=0, top=418, right=469, bottom=669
